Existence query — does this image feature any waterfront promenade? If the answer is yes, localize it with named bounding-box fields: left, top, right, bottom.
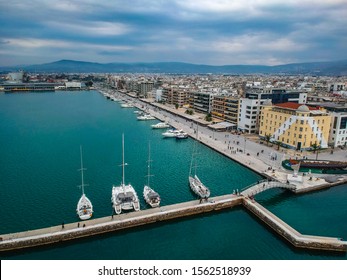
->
left=120, top=93, right=347, bottom=193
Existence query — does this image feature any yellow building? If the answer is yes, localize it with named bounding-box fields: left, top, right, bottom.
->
left=259, top=102, right=331, bottom=150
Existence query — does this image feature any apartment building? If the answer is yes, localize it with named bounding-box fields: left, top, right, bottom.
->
left=191, top=92, right=214, bottom=114
left=211, top=95, right=239, bottom=125
left=161, top=86, right=190, bottom=107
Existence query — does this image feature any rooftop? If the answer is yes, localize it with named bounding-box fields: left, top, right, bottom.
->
left=274, top=102, right=318, bottom=111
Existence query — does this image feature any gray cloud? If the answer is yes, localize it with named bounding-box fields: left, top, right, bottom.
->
left=0, top=0, right=346, bottom=66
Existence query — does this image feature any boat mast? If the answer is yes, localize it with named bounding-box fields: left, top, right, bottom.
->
left=189, top=124, right=199, bottom=177
left=79, top=145, right=86, bottom=195
left=122, top=133, right=125, bottom=187
left=146, top=142, right=153, bottom=187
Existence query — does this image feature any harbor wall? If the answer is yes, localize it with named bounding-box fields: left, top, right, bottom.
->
left=0, top=197, right=243, bottom=252
left=242, top=198, right=347, bottom=252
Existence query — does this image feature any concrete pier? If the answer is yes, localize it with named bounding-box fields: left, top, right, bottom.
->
left=242, top=198, right=347, bottom=252
left=1, top=194, right=346, bottom=253
left=0, top=195, right=242, bottom=252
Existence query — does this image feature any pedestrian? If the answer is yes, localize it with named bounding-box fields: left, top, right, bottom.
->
left=77, top=222, right=80, bottom=228
left=62, top=222, right=64, bottom=229
left=112, top=214, right=114, bottom=220
left=83, top=224, right=86, bottom=228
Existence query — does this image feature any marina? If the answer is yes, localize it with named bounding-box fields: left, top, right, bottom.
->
left=1, top=90, right=346, bottom=259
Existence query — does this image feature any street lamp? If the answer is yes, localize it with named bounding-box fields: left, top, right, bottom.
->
left=244, top=138, right=246, bottom=154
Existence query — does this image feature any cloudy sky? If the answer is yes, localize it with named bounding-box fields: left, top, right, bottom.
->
left=0, top=0, right=346, bottom=66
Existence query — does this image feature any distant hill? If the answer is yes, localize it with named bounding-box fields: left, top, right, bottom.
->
left=1, top=59, right=347, bottom=75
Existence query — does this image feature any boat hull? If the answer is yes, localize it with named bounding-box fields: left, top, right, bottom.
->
left=76, top=194, right=93, bottom=220
left=143, top=185, right=160, bottom=207
left=189, top=175, right=210, bottom=198
left=112, top=184, right=140, bottom=214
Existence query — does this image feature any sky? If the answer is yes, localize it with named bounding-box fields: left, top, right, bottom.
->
left=0, top=0, right=346, bottom=66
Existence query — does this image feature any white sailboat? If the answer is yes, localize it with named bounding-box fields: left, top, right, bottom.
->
left=111, top=134, right=140, bottom=214
left=76, top=146, right=93, bottom=220
left=143, top=143, right=160, bottom=208
left=188, top=127, right=210, bottom=198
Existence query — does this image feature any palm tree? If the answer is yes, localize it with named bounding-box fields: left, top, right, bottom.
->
left=275, top=140, right=282, bottom=150
left=264, top=133, right=272, bottom=146
left=310, top=142, right=321, bottom=160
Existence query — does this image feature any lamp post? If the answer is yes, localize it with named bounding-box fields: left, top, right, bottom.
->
left=244, top=138, right=246, bottom=154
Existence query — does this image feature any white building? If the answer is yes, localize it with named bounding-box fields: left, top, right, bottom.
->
left=238, top=89, right=307, bottom=134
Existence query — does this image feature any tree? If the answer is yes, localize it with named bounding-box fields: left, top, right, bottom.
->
left=85, top=81, right=93, bottom=87
left=205, top=113, right=212, bottom=122
left=185, top=109, right=194, bottom=115
left=264, top=133, right=272, bottom=146
left=175, top=103, right=179, bottom=109
left=275, top=140, right=282, bottom=150
left=310, top=142, right=321, bottom=160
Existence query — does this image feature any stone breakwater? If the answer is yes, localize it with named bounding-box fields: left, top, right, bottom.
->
left=0, top=195, right=242, bottom=252
left=242, top=198, right=347, bottom=252
left=1, top=194, right=346, bottom=253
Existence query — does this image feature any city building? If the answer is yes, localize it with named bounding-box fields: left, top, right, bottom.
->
left=259, top=102, right=331, bottom=150
left=211, top=94, right=239, bottom=125
left=191, top=92, right=214, bottom=114
left=238, top=89, right=307, bottom=133
left=306, top=102, right=347, bottom=148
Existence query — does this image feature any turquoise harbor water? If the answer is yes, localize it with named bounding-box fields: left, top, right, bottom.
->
left=0, top=91, right=346, bottom=260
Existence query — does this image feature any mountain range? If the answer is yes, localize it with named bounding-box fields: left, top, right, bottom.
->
left=1, top=59, right=347, bottom=75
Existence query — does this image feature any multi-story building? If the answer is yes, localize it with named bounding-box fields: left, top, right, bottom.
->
left=259, top=102, right=331, bottom=150
left=138, top=81, right=154, bottom=97
left=211, top=95, right=239, bottom=125
left=238, top=89, right=307, bottom=133
left=307, top=102, right=347, bottom=148
left=191, top=92, right=214, bottom=114
left=161, top=87, right=190, bottom=107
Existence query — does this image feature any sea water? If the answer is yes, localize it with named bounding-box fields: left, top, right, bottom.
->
left=0, top=91, right=346, bottom=260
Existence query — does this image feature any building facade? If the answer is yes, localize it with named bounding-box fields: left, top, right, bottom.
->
left=192, top=92, right=214, bottom=114
left=259, top=102, right=331, bottom=150
left=238, top=89, right=307, bottom=134
left=211, top=95, right=239, bottom=125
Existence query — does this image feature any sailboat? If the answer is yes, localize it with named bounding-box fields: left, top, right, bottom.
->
left=111, top=134, right=140, bottom=214
left=76, top=146, right=93, bottom=220
left=143, top=142, right=161, bottom=207
left=188, top=126, right=210, bottom=199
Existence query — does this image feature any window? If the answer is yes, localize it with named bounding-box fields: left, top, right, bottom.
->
left=300, top=120, right=304, bottom=125
left=299, top=127, right=303, bottom=132
left=299, top=135, right=302, bottom=139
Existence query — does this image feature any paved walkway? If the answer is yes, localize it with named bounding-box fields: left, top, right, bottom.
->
left=99, top=89, right=347, bottom=192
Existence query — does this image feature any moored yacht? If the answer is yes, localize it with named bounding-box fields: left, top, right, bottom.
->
left=151, top=122, right=170, bottom=129
left=76, top=146, right=93, bottom=220
left=176, top=131, right=188, bottom=139
left=111, top=134, right=140, bottom=214
left=143, top=143, right=160, bottom=207
left=162, top=129, right=182, bottom=138
left=137, top=113, right=156, bottom=120
left=188, top=126, right=210, bottom=198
